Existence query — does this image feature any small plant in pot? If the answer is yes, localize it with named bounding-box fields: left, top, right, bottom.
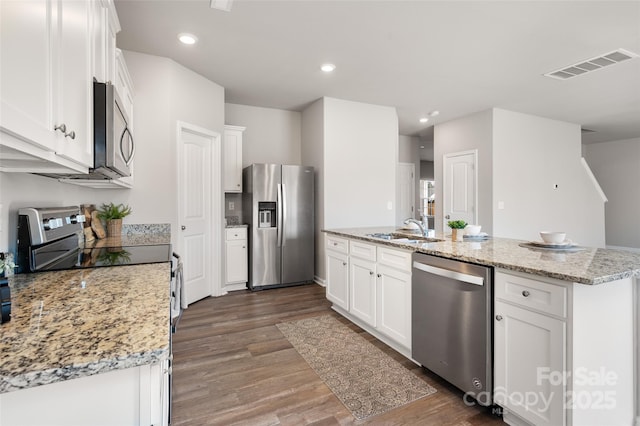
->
left=97, top=203, right=132, bottom=238
left=447, top=220, right=467, bottom=242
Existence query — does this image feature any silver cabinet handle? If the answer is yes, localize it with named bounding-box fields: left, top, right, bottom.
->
left=522, top=290, right=530, bottom=297
left=496, top=315, right=503, bottom=321
left=369, top=271, right=374, bottom=275
left=342, top=262, right=347, bottom=266
left=445, top=214, right=451, bottom=219
left=54, top=123, right=67, bottom=134
left=181, top=225, right=186, bottom=230
left=377, top=273, right=381, bottom=278
left=333, top=242, right=338, bottom=246
left=65, top=130, right=76, bottom=139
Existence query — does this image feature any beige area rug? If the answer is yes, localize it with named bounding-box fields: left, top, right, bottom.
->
left=276, top=315, right=437, bottom=421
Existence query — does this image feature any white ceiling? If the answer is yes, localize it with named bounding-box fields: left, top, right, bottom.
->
left=114, top=0, right=640, bottom=155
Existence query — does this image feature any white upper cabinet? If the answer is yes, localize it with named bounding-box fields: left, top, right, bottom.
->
left=53, top=0, right=93, bottom=167
left=223, top=125, right=245, bottom=192
left=0, top=0, right=121, bottom=174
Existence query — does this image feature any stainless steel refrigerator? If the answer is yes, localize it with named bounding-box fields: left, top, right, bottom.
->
left=242, top=164, right=314, bottom=290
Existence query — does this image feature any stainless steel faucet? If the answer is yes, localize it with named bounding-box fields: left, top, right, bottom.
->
left=404, top=218, right=426, bottom=236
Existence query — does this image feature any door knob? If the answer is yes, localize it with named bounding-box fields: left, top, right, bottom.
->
left=181, top=225, right=186, bottom=230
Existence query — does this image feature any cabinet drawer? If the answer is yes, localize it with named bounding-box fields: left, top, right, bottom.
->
left=377, top=247, right=412, bottom=271
left=326, top=235, right=349, bottom=254
left=225, top=227, right=247, bottom=241
left=349, top=240, right=376, bottom=261
left=495, top=271, right=567, bottom=318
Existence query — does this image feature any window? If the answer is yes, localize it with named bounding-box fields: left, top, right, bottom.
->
left=420, top=180, right=435, bottom=218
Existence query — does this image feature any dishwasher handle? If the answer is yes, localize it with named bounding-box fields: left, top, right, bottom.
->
left=413, top=261, right=484, bottom=286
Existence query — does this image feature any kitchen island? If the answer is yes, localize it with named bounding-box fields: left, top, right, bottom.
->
left=0, top=261, right=171, bottom=425
left=323, top=227, right=640, bottom=426
left=323, top=226, right=640, bottom=285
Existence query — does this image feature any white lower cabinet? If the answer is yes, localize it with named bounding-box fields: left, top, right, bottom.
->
left=376, top=263, right=411, bottom=349
left=494, top=270, right=636, bottom=426
left=325, top=235, right=412, bottom=355
left=494, top=299, right=566, bottom=426
left=326, top=236, right=350, bottom=310
left=224, top=227, right=248, bottom=291
left=349, top=255, right=377, bottom=326
left=0, top=360, right=169, bottom=426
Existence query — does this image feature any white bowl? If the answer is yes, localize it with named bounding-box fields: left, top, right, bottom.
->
left=540, top=231, right=566, bottom=244
left=465, top=224, right=482, bottom=236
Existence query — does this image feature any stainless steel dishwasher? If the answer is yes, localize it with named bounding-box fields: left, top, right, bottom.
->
left=412, top=252, right=493, bottom=405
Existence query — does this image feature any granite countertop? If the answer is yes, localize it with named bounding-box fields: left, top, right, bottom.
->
left=323, top=227, right=640, bottom=285
left=82, top=232, right=171, bottom=249
left=0, top=262, right=171, bottom=394
left=225, top=224, right=249, bottom=229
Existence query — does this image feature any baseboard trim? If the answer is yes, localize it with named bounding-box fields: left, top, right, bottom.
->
left=314, top=275, right=326, bottom=287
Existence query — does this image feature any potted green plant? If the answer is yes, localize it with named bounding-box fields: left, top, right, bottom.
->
left=447, top=220, right=467, bottom=242
left=97, top=203, right=132, bottom=237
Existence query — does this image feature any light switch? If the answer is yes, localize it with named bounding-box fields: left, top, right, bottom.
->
left=498, top=201, right=505, bottom=210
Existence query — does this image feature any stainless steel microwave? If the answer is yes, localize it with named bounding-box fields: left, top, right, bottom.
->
left=93, top=80, right=134, bottom=179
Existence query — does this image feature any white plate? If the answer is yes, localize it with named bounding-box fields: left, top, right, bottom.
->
left=528, top=240, right=573, bottom=248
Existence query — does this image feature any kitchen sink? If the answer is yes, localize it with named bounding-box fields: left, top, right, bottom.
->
left=365, top=233, right=443, bottom=243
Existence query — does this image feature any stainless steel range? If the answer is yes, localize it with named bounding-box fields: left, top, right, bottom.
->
left=16, top=206, right=172, bottom=273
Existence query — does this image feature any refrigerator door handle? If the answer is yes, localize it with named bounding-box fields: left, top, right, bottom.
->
left=277, top=183, right=283, bottom=247
left=281, top=183, right=287, bottom=246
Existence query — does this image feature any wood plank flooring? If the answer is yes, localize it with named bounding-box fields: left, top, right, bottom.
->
left=171, top=284, right=505, bottom=425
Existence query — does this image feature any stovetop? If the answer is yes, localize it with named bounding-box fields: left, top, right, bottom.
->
left=37, top=243, right=173, bottom=272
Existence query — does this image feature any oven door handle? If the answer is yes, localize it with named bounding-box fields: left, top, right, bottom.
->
left=412, top=261, right=484, bottom=286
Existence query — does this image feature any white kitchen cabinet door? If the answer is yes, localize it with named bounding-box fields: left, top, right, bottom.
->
left=225, top=239, right=248, bottom=284
left=223, top=125, right=245, bottom=192
left=376, top=264, right=411, bottom=349
left=52, top=0, right=93, bottom=167
left=349, top=256, right=377, bottom=327
left=494, top=300, right=566, bottom=426
left=0, top=0, right=58, bottom=152
left=326, top=250, right=349, bottom=311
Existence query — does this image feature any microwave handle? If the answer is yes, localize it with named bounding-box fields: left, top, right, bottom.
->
left=120, top=126, right=135, bottom=166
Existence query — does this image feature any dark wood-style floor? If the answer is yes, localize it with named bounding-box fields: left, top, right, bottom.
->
left=171, top=284, right=505, bottom=426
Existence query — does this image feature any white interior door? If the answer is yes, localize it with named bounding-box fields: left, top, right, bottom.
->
left=177, top=122, right=221, bottom=305
left=397, top=163, right=415, bottom=225
left=442, top=150, right=477, bottom=232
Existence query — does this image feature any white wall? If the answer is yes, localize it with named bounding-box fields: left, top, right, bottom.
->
left=584, top=137, right=640, bottom=249
left=301, top=98, right=325, bottom=282
left=0, top=50, right=225, bottom=252
left=492, top=108, right=605, bottom=247
left=323, top=97, right=397, bottom=229
left=434, top=109, right=494, bottom=235
left=302, top=97, right=398, bottom=282
left=225, top=103, right=301, bottom=167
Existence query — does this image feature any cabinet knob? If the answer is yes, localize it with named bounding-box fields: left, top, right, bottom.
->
left=242, top=246, right=245, bottom=249
left=522, top=290, right=530, bottom=297
left=495, top=315, right=503, bottom=321
left=369, top=271, right=374, bottom=275
left=181, top=225, right=186, bottom=230
left=65, top=130, right=76, bottom=140
left=342, top=262, right=347, bottom=266
left=333, top=242, right=338, bottom=246
left=54, top=123, right=67, bottom=134
left=237, top=184, right=240, bottom=187
left=377, top=273, right=382, bottom=278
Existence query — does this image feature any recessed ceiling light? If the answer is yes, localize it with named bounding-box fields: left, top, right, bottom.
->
left=321, top=63, right=336, bottom=73
left=419, top=117, right=429, bottom=123
left=428, top=110, right=440, bottom=117
left=178, top=33, right=198, bottom=45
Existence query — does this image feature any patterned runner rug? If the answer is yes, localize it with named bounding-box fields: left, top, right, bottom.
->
left=276, top=315, right=437, bottom=420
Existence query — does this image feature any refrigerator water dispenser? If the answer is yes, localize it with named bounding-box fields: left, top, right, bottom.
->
left=258, top=202, right=276, bottom=228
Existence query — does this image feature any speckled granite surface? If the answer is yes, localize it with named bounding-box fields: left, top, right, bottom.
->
left=225, top=224, right=248, bottom=229
left=0, top=263, right=171, bottom=393
left=323, top=227, right=640, bottom=285
left=121, top=223, right=171, bottom=236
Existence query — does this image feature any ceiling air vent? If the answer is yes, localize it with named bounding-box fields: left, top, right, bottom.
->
left=544, top=49, right=638, bottom=80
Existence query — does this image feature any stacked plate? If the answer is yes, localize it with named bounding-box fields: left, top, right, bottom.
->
left=527, top=240, right=576, bottom=250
